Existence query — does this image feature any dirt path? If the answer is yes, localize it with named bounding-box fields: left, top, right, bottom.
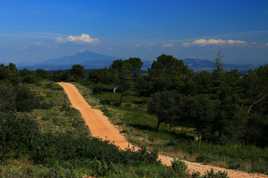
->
left=59, top=82, right=267, bottom=178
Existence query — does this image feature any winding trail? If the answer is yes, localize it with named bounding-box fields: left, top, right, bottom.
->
left=59, top=82, right=268, bottom=178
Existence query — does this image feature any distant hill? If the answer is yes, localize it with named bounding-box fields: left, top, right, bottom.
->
left=21, top=51, right=254, bottom=72
left=183, top=58, right=254, bottom=71
left=23, top=51, right=115, bottom=70
left=142, top=58, right=254, bottom=72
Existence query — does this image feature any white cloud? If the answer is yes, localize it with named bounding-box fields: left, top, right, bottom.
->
left=56, top=33, right=98, bottom=43
left=183, top=38, right=247, bottom=47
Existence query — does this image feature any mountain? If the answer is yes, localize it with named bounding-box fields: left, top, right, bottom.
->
left=183, top=58, right=254, bottom=71
left=141, top=58, right=254, bottom=72
left=23, top=51, right=115, bottom=70
left=21, top=51, right=254, bottom=72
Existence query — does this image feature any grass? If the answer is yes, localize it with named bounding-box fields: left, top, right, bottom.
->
left=77, top=82, right=268, bottom=175
left=0, top=81, right=94, bottom=177
left=31, top=82, right=89, bottom=136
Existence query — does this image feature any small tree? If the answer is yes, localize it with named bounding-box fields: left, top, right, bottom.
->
left=149, top=54, right=192, bottom=93
left=244, top=65, right=268, bottom=114
left=148, top=91, right=179, bottom=130
left=110, top=58, right=143, bottom=106
left=127, top=57, right=143, bottom=79
left=0, top=63, right=19, bottom=83
left=88, top=68, right=114, bottom=84
left=70, top=64, right=86, bottom=81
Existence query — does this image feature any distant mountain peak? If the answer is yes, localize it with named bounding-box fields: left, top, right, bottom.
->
left=24, top=51, right=115, bottom=70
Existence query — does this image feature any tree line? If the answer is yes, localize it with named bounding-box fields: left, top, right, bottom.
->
left=83, top=54, right=267, bottom=147
left=1, top=54, right=267, bottom=147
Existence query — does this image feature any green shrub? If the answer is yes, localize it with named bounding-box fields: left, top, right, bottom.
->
left=0, top=164, right=77, bottom=178
left=191, top=170, right=229, bottom=178
left=105, top=163, right=179, bottom=178
left=196, top=153, right=218, bottom=163
left=227, top=159, right=240, bottom=169
left=0, top=113, right=39, bottom=158
left=0, top=82, right=16, bottom=112
left=171, top=159, right=187, bottom=177
left=30, top=133, right=158, bottom=166
left=202, top=170, right=228, bottom=178
left=89, top=159, right=115, bottom=176
left=16, top=86, right=43, bottom=112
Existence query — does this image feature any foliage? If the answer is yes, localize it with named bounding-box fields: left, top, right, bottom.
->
left=148, top=91, right=181, bottom=130
left=69, top=64, right=86, bottom=81
left=0, top=112, right=39, bottom=159
left=0, top=75, right=197, bottom=177
left=149, top=54, right=192, bottom=93
left=171, top=159, right=187, bottom=177
left=81, top=77, right=268, bottom=174
left=1, top=53, right=267, bottom=176
left=0, top=63, right=19, bottom=83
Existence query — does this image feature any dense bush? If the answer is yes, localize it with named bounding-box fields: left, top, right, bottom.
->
left=15, top=86, right=43, bottom=112
left=145, top=58, right=268, bottom=146
left=0, top=83, right=50, bottom=114
left=30, top=133, right=158, bottom=165
left=171, top=159, right=187, bottom=177
left=0, top=82, right=16, bottom=112
left=0, top=112, right=39, bottom=159
left=148, top=91, right=181, bottom=130
left=191, top=170, right=228, bottom=178
left=0, top=63, right=19, bottom=83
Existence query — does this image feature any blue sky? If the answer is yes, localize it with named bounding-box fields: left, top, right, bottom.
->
left=0, top=0, right=268, bottom=65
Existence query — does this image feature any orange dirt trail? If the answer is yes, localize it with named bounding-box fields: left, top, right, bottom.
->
left=59, top=82, right=267, bottom=178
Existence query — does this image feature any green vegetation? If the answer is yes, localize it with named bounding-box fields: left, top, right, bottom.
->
left=1, top=52, right=267, bottom=176
left=0, top=63, right=230, bottom=177
left=77, top=83, right=268, bottom=174
left=71, top=53, right=268, bottom=174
